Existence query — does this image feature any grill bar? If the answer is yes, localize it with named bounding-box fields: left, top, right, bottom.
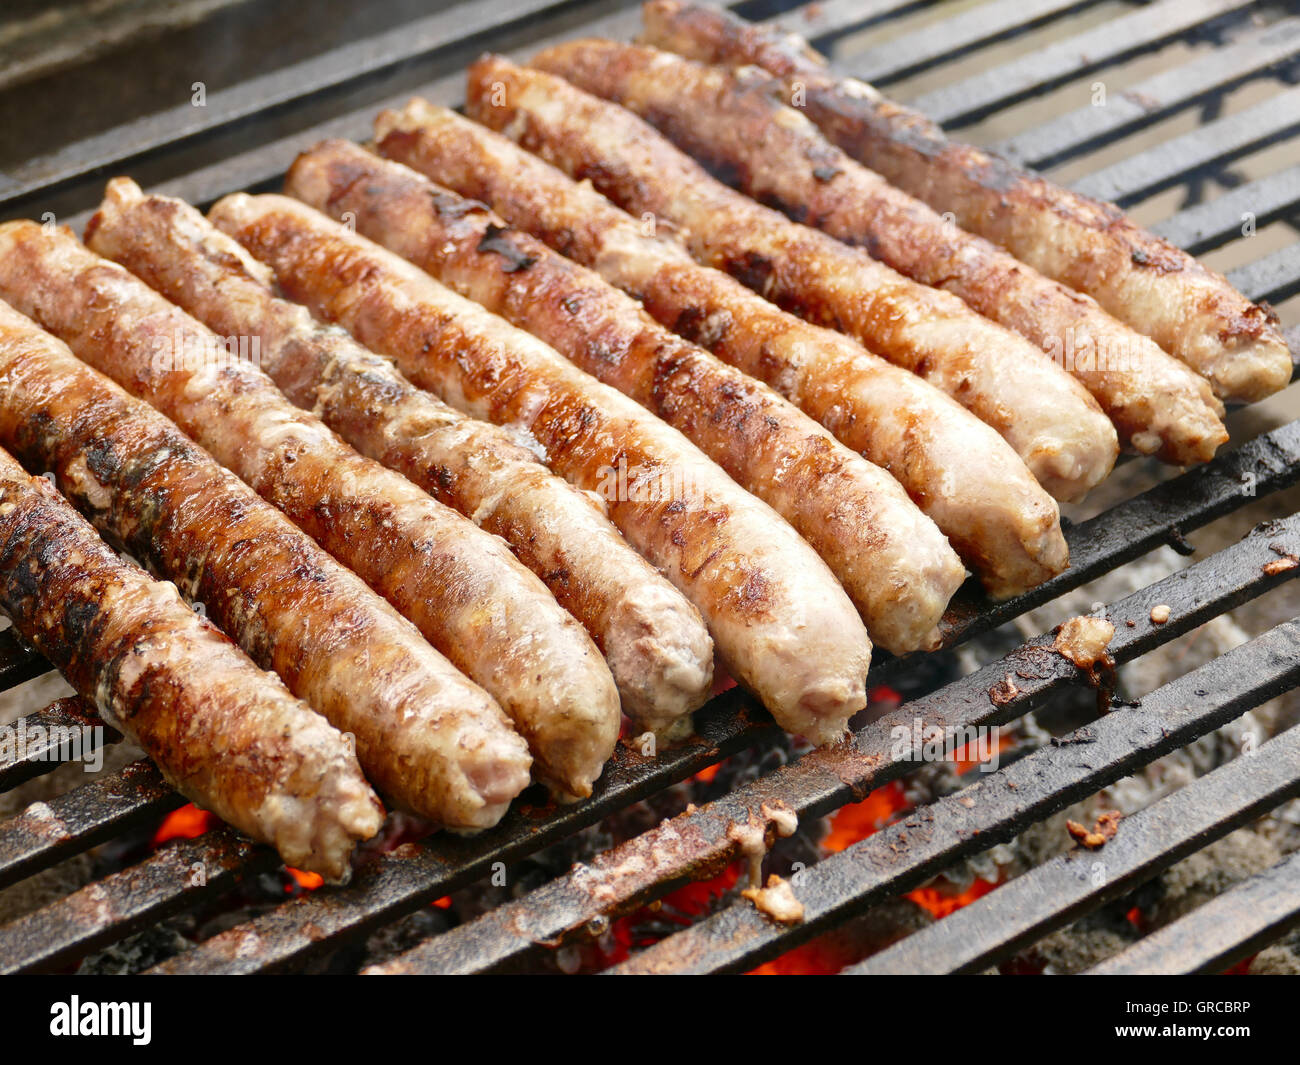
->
left=367, top=519, right=1300, bottom=974
left=0, top=0, right=253, bottom=95
left=0, top=629, right=54, bottom=691
left=912, top=0, right=1260, bottom=127
left=1074, top=85, right=1300, bottom=207
left=0, top=762, right=181, bottom=893
left=611, top=621, right=1300, bottom=975
left=50, top=1, right=651, bottom=236
left=848, top=0, right=1099, bottom=85
left=936, top=420, right=1300, bottom=647
left=763, top=0, right=929, bottom=42
left=147, top=690, right=779, bottom=974
left=0, top=698, right=119, bottom=792
left=1229, top=244, right=1300, bottom=307
left=0, top=0, right=592, bottom=213
left=1087, top=849, right=1300, bottom=975
left=0, top=827, right=275, bottom=974
left=854, top=720, right=1300, bottom=975
left=1154, top=165, right=1300, bottom=254
left=990, top=17, right=1300, bottom=169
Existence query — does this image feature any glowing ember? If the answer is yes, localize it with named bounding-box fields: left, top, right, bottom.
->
left=869, top=684, right=901, bottom=705
left=749, top=730, right=1015, bottom=972
left=821, top=780, right=907, bottom=852
left=749, top=939, right=848, bottom=975
left=284, top=867, right=324, bottom=893
left=951, top=728, right=1014, bottom=774
left=592, top=702, right=1016, bottom=974
left=151, top=803, right=216, bottom=846
left=590, top=862, right=744, bottom=969
left=905, top=876, right=999, bottom=918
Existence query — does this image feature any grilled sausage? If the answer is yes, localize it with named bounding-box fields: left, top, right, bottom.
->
left=0, top=408, right=382, bottom=881
left=471, top=56, right=1080, bottom=506
left=0, top=236, right=532, bottom=828
left=287, top=139, right=965, bottom=654
left=537, top=40, right=1225, bottom=471
left=376, top=100, right=1069, bottom=600
left=639, top=0, right=1292, bottom=405
left=440, top=73, right=1068, bottom=595
left=8, top=211, right=614, bottom=799
left=84, top=179, right=706, bottom=740
left=209, top=193, right=873, bottom=744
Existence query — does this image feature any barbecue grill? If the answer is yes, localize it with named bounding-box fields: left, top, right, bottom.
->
left=1, top=0, right=1298, bottom=976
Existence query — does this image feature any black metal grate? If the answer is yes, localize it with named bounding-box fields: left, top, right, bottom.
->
left=1, top=0, right=1298, bottom=975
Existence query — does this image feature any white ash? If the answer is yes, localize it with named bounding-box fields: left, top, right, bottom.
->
left=917, top=531, right=1297, bottom=944
left=1029, top=906, right=1140, bottom=975
left=1249, top=927, right=1300, bottom=974
left=1143, top=829, right=1281, bottom=928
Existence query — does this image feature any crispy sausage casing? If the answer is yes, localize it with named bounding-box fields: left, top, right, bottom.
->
left=537, top=41, right=1226, bottom=471
left=25, top=202, right=614, bottom=799
left=288, top=139, right=965, bottom=653
left=531, top=40, right=1123, bottom=488
left=210, top=193, right=874, bottom=744
left=376, top=100, right=1066, bottom=599
left=448, top=70, right=1068, bottom=596
left=483, top=55, right=1080, bottom=502
left=0, top=403, right=382, bottom=881
left=0, top=234, right=533, bottom=828
left=640, top=0, right=1291, bottom=405
left=81, top=181, right=711, bottom=737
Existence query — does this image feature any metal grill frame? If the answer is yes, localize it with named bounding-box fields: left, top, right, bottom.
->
left=1, top=0, right=1299, bottom=976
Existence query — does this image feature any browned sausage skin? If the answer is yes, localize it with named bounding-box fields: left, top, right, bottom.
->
left=529, top=39, right=1124, bottom=487
left=532, top=40, right=1227, bottom=471
left=5, top=206, right=614, bottom=800
left=0, top=390, right=382, bottom=881
left=375, top=99, right=1070, bottom=600
left=0, top=232, right=533, bottom=829
left=454, top=63, right=1069, bottom=597
left=209, top=193, right=873, bottom=745
left=81, top=178, right=712, bottom=737
left=470, top=55, right=1086, bottom=504
left=286, top=139, right=965, bottom=654
left=639, top=1, right=1292, bottom=405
